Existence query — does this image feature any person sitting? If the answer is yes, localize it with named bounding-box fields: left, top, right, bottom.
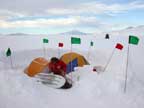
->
left=48, top=57, right=72, bottom=89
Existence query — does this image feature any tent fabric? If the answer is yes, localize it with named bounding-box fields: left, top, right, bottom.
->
left=66, top=58, right=78, bottom=73
left=60, top=52, right=89, bottom=73
left=25, top=57, right=49, bottom=77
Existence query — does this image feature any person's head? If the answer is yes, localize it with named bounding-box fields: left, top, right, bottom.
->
left=50, top=57, right=59, bottom=63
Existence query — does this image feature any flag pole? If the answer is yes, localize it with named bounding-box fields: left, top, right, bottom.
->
left=42, top=39, right=49, bottom=58
left=10, top=55, right=13, bottom=68
left=124, top=44, right=130, bottom=93
left=70, top=42, right=72, bottom=52
left=43, top=43, right=46, bottom=58
left=87, top=45, right=91, bottom=61
left=6, top=47, right=13, bottom=68
left=58, top=47, right=60, bottom=58
left=103, top=48, right=115, bottom=72
left=70, top=42, right=73, bottom=83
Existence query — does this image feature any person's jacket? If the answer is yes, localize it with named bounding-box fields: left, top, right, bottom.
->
left=48, top=60, right=66, bottom=77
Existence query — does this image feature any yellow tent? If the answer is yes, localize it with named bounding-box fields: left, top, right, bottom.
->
left=24, top=57, right=49, bottom=77
left=60, top=52, right=89, bottom=73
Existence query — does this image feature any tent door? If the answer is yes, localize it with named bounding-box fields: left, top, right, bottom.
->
left=66, top=58, right=78, bottom=73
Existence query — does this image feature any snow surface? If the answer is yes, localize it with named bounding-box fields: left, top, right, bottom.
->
left=0, top=29, right=144, bottom=108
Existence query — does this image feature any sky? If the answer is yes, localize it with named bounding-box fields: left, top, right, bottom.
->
left=0, top=0, right=144, bottom=34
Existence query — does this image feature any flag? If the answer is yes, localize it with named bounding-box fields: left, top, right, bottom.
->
left=129, top=35, right=139, bottom=45
left=71, top=37, right=81, bottom=44
left=6, top=48, right=11, bottom=56
left=58, top=43, right=63, bottom=47
left=90, top=41, right=94, bottom=46
left=43, top=38, right=49, bottom=43
left=115, top=43, right=123, bottom=50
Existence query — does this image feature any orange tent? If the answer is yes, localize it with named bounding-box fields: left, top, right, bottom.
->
left=25, top=57, right=49, bottom=77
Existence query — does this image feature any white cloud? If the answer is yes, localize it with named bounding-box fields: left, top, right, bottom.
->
left=0, top=17, right=79, bottom=28
left=129, top=1, right=144, bottom=9
left=0, top=16, right=134, bottom=33
left=0, top=0, right=143, bottom=32
left=0, top=1, right=144, bottom=19
left=0, top=16, right=105, bottom=29
left=0, top=10, right=26, bottom=20
left=46, top=1, right=144, bottom=16
left=0, top=15, right=136, bottom=33
left=0, top=0, right=144, bottom=20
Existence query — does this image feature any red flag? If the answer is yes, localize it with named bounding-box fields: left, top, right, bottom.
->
left=58, top=43, right=63, bottom=47
left=115, top=43, right=123, bottom=50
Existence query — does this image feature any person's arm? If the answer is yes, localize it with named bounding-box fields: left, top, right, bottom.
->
left=58, top=69, right=64, bottom=77
left=60, top=62, right=66, bottom=77
left=48, top=63, right=52, bottom=72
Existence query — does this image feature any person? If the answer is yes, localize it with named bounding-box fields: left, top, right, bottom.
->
left=48, top=57, right=72, bottom=89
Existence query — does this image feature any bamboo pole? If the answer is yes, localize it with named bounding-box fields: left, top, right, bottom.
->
left=58, top=47, right=61, bottom=58
left=87, top=45, right=91, bottom=61
left=43, top=43, right=46, bottom=58
left=70, top=44, right=73, bottom=83
left=103, top=48, right=115, bottom=72
left=10, top=55, right=13, bottom=69
left=124, top=44, right=130, bottom=93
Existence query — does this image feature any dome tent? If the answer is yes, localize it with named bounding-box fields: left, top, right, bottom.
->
left=24, top=57, right=49, bottom=77
left=60, top=52, right=89, bottom=73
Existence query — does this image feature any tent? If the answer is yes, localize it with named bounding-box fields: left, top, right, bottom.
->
left=24, top=57, right=49, bottom=77
left=60, top=52, right=89, bottom=73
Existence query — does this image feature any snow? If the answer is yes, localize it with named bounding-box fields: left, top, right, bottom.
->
left=0, top=28, right=144, bottom=108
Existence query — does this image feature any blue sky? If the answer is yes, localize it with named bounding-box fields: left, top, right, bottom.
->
left=0, top=0, right=144, bottom=34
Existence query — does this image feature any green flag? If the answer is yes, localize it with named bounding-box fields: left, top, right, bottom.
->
left=6, top=48, right=11, bottom=57
left=90, top=41, right=94, bottom=46
left=129, top=35, right=139, bottom=45
left=71, top=37, right=81, bottom=44
left=43, top=38, right=49, bottom=43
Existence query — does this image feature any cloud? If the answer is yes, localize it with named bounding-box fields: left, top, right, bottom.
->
left=1, top=0, right=144, bottom=18
left=0, top=10, right=26, bottom=20
left=129, top=1, right=144, bottom=9
left=0, top=0, right=71, bottom=17
left=45, top=1, right=144, bottom=16
left=0, top=16, right=106, bottom=29
left=0, top=16, right=134, bottom=33
left=0, top=0, right=144, bottom=33
left=0, top=17, right=78, bottom=28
